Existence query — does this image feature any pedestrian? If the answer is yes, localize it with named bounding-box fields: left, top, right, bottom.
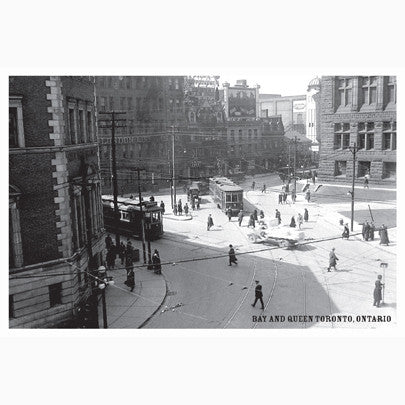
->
left=363, top=221, right=370, bottom=241
left=259, top=210, right=264, bottom=219
left=364, top=173, right=369, bottom=188
left=252, top=181, right=255, bottom=191
left=160, top=201, right=165, bottom=214
left=106, top=244, right=116, bottom=270
left=304, top=208, right=309, bottom=222
left=327, top=247, right=339, bottom=272
left=177, top=201, right=183, bottom=215
left=152, top=249, right=162, bottom=274
left=184, top=203, right=189, bottom=216
left=369, top=222, right=375, bottom=241
left=173, top=205, right=178, bottom=216
left=253, top=209, right=258, bottom=221
left=191, top=200, right=195, bottom=211
left=312, top=171, right=316, bottom=185
left=297, top=213, right=303, bottom=229
left=373, top=275, right=384, bottom=307
left=305, top=190, right=311, bottom=202
left=119, top=241, right=126, bottom=265
left=125, top=268, right=135, bottom=292
left=227, top=207, right=232, bottom=221
left=197, top=200, right=200, bottom=210
left=251, top=280, right=264, bottom=310
left=228, top=244, right=238, bottom=266
left=207, top=214, right=214, bottom=231
left=291, top=190, right=296, bottom=204
left=275, top=209, right=281, bottom=225
left=289, top=216, right=296, bottom=228
left=238, top=210, right=244, bottom=227
left=283, top=192, right=287, bottom=204
left=105, top=234, right=112, bottom=250
left=285, top=183, right=290, bottom=193
left=278, top=193, right=283, bottom=205
left=248, top=214, right=255, bottom=228
left=125, top=239, right=134, bottom=271
left=342, top=223, right=350, bottom=239
left=379, top=224, right=390, bottom=246
left=262, top=184, right=266, bottom=193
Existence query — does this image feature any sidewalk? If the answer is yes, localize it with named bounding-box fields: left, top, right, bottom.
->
left=98, top=261, right=167, bottom=329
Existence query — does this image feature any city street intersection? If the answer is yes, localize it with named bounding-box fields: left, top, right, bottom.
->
left=101, top=174, right=396, bottom=329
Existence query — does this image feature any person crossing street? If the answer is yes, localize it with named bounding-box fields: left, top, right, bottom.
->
left=228, top=244, right=238, bottom=266
left=251, top=281, right=264, bottom=310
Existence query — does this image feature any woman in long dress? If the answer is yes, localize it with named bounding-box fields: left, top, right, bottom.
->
left=373, top=275, right=384, bottom=307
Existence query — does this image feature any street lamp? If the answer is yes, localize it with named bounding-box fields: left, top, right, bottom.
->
left=96, top=266, right=114, bottom=329
left=348, top=143, right=359, bottom=232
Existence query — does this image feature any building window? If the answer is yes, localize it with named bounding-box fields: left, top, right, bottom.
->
left=49, top=283, right=62, bottom=307
left=87, top=109, right=93, bottom=142
left=254, top=129, right=258, bottom=137
left=361, top=76, right=377, bottom=105
left=238, top=129, right=242, bottom=138
left=120, top=97, right=126, bottom=110
left=334, top=123, right=350, bottom=149
left=248, top=129, right=252, bottom=138
left=386, top=76, right=396, bottom=104
left=334, top=161, right=347, bottom=177
left=68, top=106, right=76, bottom=144
left=338, top=78, right=352, bottom=107
left=169, top=99, right=174, bottom=112
left=383, top=121, right=396, bottom=150
left=357, top=122, right=374, bottom=150
left=9, top=97, right=25, bottom=148
left=78, top=109, right=85, bottom=143
left=9, top=295, right=15, bottom=318
left=175, top=78, right=180, bottom=90
left=358, top=161, right=371, bottom=178
left=383, top=162, right=396, bottom=179
left=100, top=97, right=107, bottom=112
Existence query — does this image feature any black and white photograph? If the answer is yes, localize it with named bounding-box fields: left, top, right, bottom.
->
left=2, top=2, right=404, bottom=405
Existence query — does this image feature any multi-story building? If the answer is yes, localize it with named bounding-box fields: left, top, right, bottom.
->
left=221, top=80, right=285, bottom=174
left=260, top=93, right=307, bottom=135
left=96, top=76, right=186, bottom=194
left=9, top=76, right=105, bottom=328
left=318, top=76, right=397, bottom=183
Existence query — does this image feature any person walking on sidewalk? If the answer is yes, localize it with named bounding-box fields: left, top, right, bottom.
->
left=304, top=208, right=309, bottom=222
left=184, top=203, right=189, bottom=216
left=152, top=249, right=162, bottom=274
left=289, top=216, right=296, bottom=228
left=291, top=190, right=296, bottom=204
left=373, top=275, right=384, bottom=307
left=253, top=209, right=258, bottom=221
left=363, top=221, right=370, bottom=241
left=227, top=207, right=232, bottom=221
left=364, top=173, right=369, bottom=188
left=342, top=223, right=350, bottom=239
left=297, top=213, right=303, bottom=229
left=177, top=201, right=183, bottom=216
left=283, top=192, right=288, bottom=204
left=379, top=224, right=390, bottom=245
left=305, top=189, right=311, bottom=202
left=261, top=184, right=266, bottom=193
left=275, top=209, right=281, bottom=225
left=106, top=244, right=116, bottom=270
left=160, top=201, right=165, bottom=214
left=248, top=214, right=256, bottom=228
left=207, top=214, right=214, bottom=231
left=251, top=281, right=264, bottom=309
left=252, top=181, right=255, bottom=191
left=118, top=241, right=126, bottom=265
left=238, top=210, right=244, bottom=227
left=327, top=248, right=339, bottom=272
left=369, top=222, right=375, bottom=241
left=278, top=193, right=283, bottom=205
left=173, top=205, right=177, bottom=216
left=105, top=234, right=112, bottom=250
left=228, top=244, right=238, bottom=266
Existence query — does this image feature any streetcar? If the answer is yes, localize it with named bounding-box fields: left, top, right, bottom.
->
left=187, top=181, right=200, bottom=203
left=102, top=195, right=164, bottom=240
left=209, top=177, right=243, bottom=216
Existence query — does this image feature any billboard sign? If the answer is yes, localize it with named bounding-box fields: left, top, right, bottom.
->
left=293, top=100, right=306, bottom=112
left=228, top=88, right=256, bottom=118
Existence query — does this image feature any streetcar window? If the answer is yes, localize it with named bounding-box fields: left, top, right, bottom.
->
left=232, top=194, right=238, bottom=202
left=226, top=194, right=232, bottom=202
left=120, top=211, right=130, bottom=222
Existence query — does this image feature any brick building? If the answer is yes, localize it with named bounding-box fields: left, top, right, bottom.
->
left=96, top=76, right=187, bottom=195
left=9, top=76, right=105, bottom=328
left=318, top=76, right=397, bottom=183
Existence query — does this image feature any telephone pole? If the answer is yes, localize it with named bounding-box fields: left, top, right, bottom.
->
left=349, top=142, right=359, bottom=231
left=99, top=111, right=126, bottom=248
left=134, top=167, right=147, bottom=264
left=293, top=136, right=298, bottom=193
left=172, top=125, right=177, bottom=209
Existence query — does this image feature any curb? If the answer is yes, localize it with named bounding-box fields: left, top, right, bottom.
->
left=138, top=273, right=169, bottom=329
left=164, top=215, right=193, bottom=221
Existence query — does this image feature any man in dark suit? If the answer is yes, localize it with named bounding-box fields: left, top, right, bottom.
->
left=251, top=280, right=264, bottom=309
left=228, top=244, right=237, bottom=266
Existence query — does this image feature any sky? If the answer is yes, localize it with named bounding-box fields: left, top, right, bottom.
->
left=219, top=73, right=320, bottom=97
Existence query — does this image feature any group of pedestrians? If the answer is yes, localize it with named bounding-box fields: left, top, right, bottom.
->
left=361, top=221, right=390, bottom=245
left=173, top=199, right=192, bottom=216
left=287, top=208, right=309, bottom=229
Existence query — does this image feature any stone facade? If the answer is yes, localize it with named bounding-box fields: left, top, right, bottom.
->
left=9, top=76, right=104, bottom=328
left=318, top=76, right=397, bottom=184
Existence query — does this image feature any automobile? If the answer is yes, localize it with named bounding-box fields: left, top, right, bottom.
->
left=247, top=223, right=305, bottom=248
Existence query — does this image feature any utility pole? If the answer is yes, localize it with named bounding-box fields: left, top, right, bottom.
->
left=172, top=125, right=176, bottom=209
left=349, top=142, right=359, bottom=232
left=293, top=136, right=298, bottom=193
left=99, top=111, right=126, bottom=248
left=135, top=167, right=147, bottom=264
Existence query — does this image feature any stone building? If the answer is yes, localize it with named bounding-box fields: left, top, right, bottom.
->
left=318, top=76, right=397, bottom=183
left=9, top=76, right=105, bottom=328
